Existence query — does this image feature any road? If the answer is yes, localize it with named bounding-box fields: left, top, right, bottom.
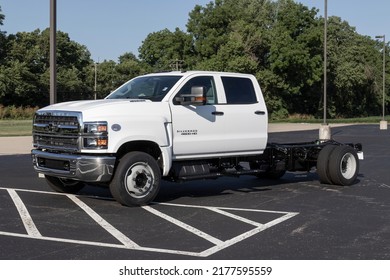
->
left=0, top=124, right=389, bottom=260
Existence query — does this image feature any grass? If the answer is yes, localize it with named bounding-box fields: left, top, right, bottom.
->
left=0, top=120, right=33, bottom=136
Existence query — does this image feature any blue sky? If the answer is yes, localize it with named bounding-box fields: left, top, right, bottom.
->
left=1, top=0, right=389, bottom=62
left=297, top=0, right=389, bottom=39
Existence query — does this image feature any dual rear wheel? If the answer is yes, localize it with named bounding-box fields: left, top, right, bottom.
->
left=317, top=145, right=359, bottom=186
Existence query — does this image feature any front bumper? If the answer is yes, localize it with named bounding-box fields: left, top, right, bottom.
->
left=31, top=149, right=116, bottom=182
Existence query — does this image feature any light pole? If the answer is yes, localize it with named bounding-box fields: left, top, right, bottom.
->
left=375, top=35, right=387, bottom=130
left=319, top=0, right=331, bottom=140
left=323, top=0, right=327, bottom=125
left=94, top=62, right=98, bottom=100
left=49, top=0, right=57, bottom=104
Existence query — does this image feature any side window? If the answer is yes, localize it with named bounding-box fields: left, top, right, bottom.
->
left=222, top=76, right=257, bottom=104
left=174, top=76, right=217, bottom=105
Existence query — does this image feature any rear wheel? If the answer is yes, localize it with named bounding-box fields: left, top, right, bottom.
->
left=45, top=175, right=85, bottom=194
left=328, top=145, right=359, bottom=186
left=109, top=152, right=161, bottom=206
left=316, top=144, right=337, bottom=184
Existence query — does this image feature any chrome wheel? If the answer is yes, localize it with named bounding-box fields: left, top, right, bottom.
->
left=339, top=152, right=357, bottom=180
left=328, top=145, right=359, bottom=186
left=124, top=162, right=155, bottom=198
left=109, top=152, right=161, bottom=206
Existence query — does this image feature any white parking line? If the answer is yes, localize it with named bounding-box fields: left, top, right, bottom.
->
left=7, top=189, right=42, bottom=237
left=200, top=212, right=298, bottom=257
left=207, top=207, right=263, bottom=227
left=0, top=187, right=299, bottom=257
left=142, top=205, right=224, bottom=246
left=66, top=194, right=139, bottom=249
left=154, top=202, right=299, bottom=257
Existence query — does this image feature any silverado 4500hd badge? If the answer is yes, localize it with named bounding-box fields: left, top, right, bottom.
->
left=177, top=129, right=198, bottom=136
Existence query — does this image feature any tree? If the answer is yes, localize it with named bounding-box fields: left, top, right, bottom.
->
left=267, top=1, right=322, bottom=116
left=92, top=60, right=117, bottom=98
left=116, top=52, right=149, bottom=85
left=0, top=0, right=387, bottom=119
left=0, top=5, right=4, bottom=29
left=139, top=28, right=194, bottom=70
left=0, top=61, right=38, bottom=106
left=183, top=0, right=388, bottom=119
left=1, top=29, right=93, bottom=106
left=185, top=0, right=323, bottom=118
left=187, top=0, right=234, bottom=60
left=0, top=5, right=7, bottom=62
left=326, top=17, right=382, bottom=117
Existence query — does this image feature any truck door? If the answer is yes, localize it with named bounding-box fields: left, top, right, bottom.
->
left=217, top=75, right=268, bottom=154
left=170, top=75, right=227, bottom=158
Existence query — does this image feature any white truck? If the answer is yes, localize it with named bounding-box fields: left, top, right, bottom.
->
left=31, top=71, right=363, bottom=206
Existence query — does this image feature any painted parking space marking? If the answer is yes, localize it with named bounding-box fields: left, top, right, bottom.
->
left=6, top=189, right=42, bottom=237
left=155, top=202, right=299, bottom=257
left=143, top=205, right=224, bottom=246
left=66, top=194, right=140, bottom=249
left=0, top=187, right=299, bottom=257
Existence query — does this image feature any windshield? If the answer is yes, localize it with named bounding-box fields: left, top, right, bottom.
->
left=106, top=75, right=182, bottom=101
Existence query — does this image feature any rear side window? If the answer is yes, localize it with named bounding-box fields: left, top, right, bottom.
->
left=222, top=76, right=257, bottom=104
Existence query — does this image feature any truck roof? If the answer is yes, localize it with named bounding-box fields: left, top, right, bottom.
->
left=144, top=71, right=255, bottom=78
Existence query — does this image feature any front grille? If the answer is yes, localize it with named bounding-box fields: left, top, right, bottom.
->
left=33, top=111, right=81, bottom=151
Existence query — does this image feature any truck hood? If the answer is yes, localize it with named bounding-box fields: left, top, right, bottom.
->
left=38, top=99, right=172, bottom=122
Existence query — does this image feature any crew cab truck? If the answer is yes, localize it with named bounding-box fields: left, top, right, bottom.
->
left=31, top=71, right=363, bottom=206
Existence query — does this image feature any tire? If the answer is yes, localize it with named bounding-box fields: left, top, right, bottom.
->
left=328, top=145, right=359, bottom=186
left=109, top=152, right=161, bottom=206
left=316, top=144, right=337, bottom=185
left=45, top=175, right=85, bottom=194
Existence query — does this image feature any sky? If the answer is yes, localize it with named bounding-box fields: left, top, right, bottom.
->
left=1, top=0, right=389, bottom=62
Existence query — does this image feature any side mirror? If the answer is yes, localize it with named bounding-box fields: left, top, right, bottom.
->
left=175, top=86, right=206, bottom=106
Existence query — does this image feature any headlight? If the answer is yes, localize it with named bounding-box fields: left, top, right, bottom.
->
left=83, top=137, right=108, bottom=149
left=84, top=123, right=108, bottom=134
left=83, top=122, right=108, bottom=149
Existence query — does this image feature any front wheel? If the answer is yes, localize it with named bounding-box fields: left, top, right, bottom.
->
left=45, top=175, right=85, bottom=194
left=109, top=152, right=161, bottom=206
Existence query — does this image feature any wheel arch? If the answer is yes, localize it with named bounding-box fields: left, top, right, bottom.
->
left=116, top=140, right=161, bottom=161
left=115, top=140, right=172, bottom=176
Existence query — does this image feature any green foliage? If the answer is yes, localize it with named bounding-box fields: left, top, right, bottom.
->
left=116, top=53, right=149, bottom=85
left=0, top=6, right=7, bottom=63
left=187, top=0, right=234, bottom=60
left=0, top=6, right=4, bottom=27
left=325, top=17, right=382, bottom=118
left=0, top=27, right=148, bottom=106
left=181, top=0, right=388, bottom=119
left=0, top=29, right=93, bottom=106
left=139, top=28, right=194, bottom=71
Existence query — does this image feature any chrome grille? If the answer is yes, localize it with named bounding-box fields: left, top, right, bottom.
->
left=33, top=111, right=81, bottom=151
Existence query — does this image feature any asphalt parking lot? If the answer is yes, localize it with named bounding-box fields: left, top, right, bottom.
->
left=0, top=124, right=389, bottom=260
